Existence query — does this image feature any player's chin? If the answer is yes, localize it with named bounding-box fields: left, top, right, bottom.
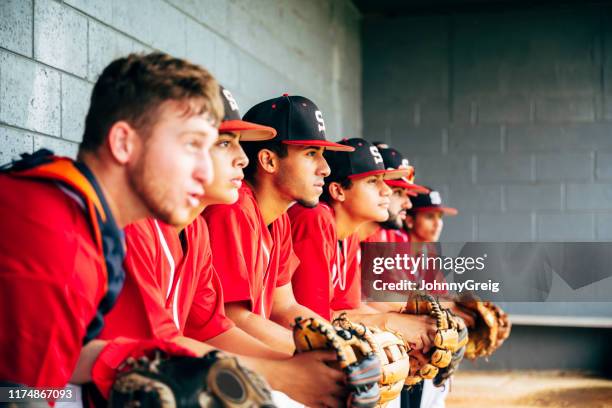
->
left=161, top=207, right=192, bottom=228
left=373, top=209, right=390, bottom=222
left=296, top=193, right=320, bottom=208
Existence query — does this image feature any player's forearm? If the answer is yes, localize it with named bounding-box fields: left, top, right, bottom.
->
left=226, top=304, right=295, bottom=354
left=172, top=335, right=216, bottom=356
left=206, top=327, right=290, bottom=359
left=270, top=303, right=328, bottom=329
left=70, top=340, right=107, bottom=383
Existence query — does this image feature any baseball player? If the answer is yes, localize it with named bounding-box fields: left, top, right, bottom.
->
left=97, top=87, right=346, bottom=407
left=358, top=145, right=428, bottom=244
left=0, top=53, right=223, bottom=390
left=202, top=94, right=355, bottom=407
left=288, top=138, right=439, bottom=353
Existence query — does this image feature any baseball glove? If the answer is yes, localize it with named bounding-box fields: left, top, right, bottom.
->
left=455, top=300, right=511, bottom=359
left=400, top=294, right=466, bottom=388
left=332, top=314, right=410, bottom=407
left=293, top=316, right=382, bottom=408
left=109, top=349, right=276, bottom=407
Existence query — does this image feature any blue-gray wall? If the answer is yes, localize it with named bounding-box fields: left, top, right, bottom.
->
left=362, top=5, right=612, bottom=243
left=1, top=0, right=362, bottom=162
left=362, top=5, right=612, bottom=371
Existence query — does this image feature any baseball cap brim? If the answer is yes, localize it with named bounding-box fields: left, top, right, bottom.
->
left=347, top=168, right=412, bottom=180
left=385, top=179, right=430, bottom=194
left=220, top=120, right=277, bottom=141
left=413, top=205, right=458, bottom=216
left=283, top=139, right=355, bottom=152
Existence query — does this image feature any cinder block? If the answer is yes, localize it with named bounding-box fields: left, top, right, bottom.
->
left=535, top=97, right=595, bottom=123
left=566, top=184, right=612, bottom=211
left=87, top=21, right=142, bottom=81
left=166, top=0, right=228, bottom=34
left=61, top=74, right=93, bottom=143
left=439, top=214, right=475, bottom=242
left=184, top=20, right=216, bottom=74
left=410, top=154, right=474, bottom=185
left=447, top=185, right=502, bottom=213
left=417, top=98, right=450, bottom=125
left=65, top=0, right=112, bottom=24
left=507, top=125, right=561, bottom=152
left=34, top=0, right=87, bottom=77
left=596, top=152, right=612, bottom=180
left=237, top=52, right=286, bottom=103
left=447, top=125, right=502, bottom=153
left=595, top=214, right=612, bottom=240
left=148, top=0, right=186, bottom=57
left=214, top=36, right=240, bottom=90
left=0, top=126, right=34, bottom=165
left=0, top=0, right=33, bottom=57
left=536, top=153, right=593, bottom=182
left=390, top=127, right=444, bottom=155
left=537, top=213, right=594, bottom=241
left=451, top=97, right=475, bottom=125
left=476, top=95, right=531, bottom=124
left=508, top=123, right=612, bottom=152
left=477, top=214, right=534, bottom=242
left=0, top=52, right=61, bottom=136
left=111, top=0, right=153, bottom=46
left=33, top=135, right=78, bottom=159
left=506, top=184, right=562, bottom=211
left=476, top=154, right=533, bottom=183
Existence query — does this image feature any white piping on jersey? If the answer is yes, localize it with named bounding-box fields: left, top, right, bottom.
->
left=154, top=220, right=180, bottom=329
left=260, top=241, right=271, bottom=317
left=332, top=239, right=348, bottom=291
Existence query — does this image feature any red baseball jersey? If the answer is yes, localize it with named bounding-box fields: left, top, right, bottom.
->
left=203, top=185, right=299, bottom=318
left=288, top=203, right=362, bottom=319
left=0, top=175, right=106, bottom=387
left=100, top=217, right=233, bottom=342
left=362, top=226, right=409, bottom=243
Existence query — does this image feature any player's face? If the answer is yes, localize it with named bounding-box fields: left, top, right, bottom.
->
left=411, top=211, right=444, bottom=242
left=276, top=145, right=330, bottom=207
left=128, top=99, right=217, bottom=227
left=344, top=175, right=392, bottom=222
left=387, top=187, right=412, bottom=228
left=202, top=132, right=248, bottom=205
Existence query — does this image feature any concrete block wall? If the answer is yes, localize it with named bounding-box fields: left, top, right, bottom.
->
left=1, top=0, right=361, bottom=162
left=362, top=4, right=612, bottom=243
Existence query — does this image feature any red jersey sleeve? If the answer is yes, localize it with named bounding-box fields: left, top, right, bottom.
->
left=275, top=214, right=300, bottom=287
left=289, top=205, right=336, bottom=319
left=202, top=205, right=255, bottom=306
left=183, top=221, right=235, bottom=341
left=103, top=221, right=180, bottom=340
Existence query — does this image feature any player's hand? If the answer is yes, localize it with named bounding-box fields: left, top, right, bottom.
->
left=386, top=313, right=438, bottom=352
left=271, top=351, right=346, bottom=408
left=440, top=301, right=477, bottom=328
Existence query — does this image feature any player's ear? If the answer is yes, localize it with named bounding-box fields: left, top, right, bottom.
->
left=107, top=120, right=138, bottom=165
left=257, top=149, right=278, bottom=175
left=329, top=181, right=345, bottom=202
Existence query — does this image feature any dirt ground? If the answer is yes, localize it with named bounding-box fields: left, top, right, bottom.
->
left=446, top=371, right=612, bottom=408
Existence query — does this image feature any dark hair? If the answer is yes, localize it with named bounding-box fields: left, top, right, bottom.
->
left=241, top=140, right=288, bottom=183
left=320, top=177, right=352, bottom=204
left=79, top=52, right=223, bottom=153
